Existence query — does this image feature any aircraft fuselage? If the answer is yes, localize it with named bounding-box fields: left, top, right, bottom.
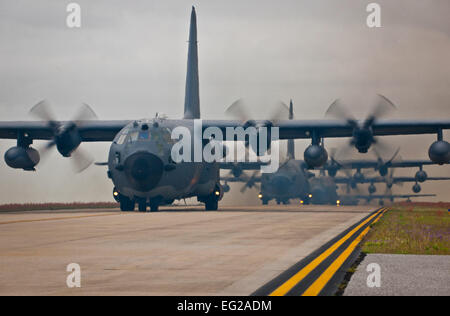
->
left=108, top=118, right=220, bottom=208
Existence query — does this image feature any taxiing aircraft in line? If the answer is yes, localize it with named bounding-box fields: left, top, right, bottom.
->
left=1, top=7, right=449, bottom=211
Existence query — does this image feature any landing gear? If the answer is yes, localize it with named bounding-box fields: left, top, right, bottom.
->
left=199, top=185, right=221, bottom=211
left=120, top=196, right=135, bottom=212
left=149, top=198, right=160, bottom=212
left=138, top=200, right=147, bottom=212
left=262, top=199, right=269, bottom=205
left=205, top=198, right=218, bottom=211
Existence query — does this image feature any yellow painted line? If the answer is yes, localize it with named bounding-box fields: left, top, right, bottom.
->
left=0, top=213, right=121, bottom=225
left=302, top=209, right=387, bottom=296
left=270, top=208, right=385, bottom=296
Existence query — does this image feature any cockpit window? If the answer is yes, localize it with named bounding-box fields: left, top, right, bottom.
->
left=129, top=131, right=139, bottom=142
left=117, top=134, right=127, bottom=145
left=138, top=131, right=150, bottom=140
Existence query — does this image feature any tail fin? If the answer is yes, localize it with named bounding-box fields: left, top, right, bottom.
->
left=287, top=99, right=295, bottom=159
left=183, top=6, right=200, bottom=119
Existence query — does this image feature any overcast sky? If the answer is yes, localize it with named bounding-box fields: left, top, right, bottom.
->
left=0, top=0, right=449, bottom=204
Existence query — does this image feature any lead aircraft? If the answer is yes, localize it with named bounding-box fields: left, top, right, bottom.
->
left=0, top=7, right=449, bottom=211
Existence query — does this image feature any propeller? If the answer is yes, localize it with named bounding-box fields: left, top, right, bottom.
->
left=339, top=168, right=363, bottom=193
left=325, top=94, right=399, bottom=162
left=240, top=170, right=261, bottom=193
left=225, top=98, right=289, bottom=123
left=383, top=167, right=404, bottom=189
left=225, top=98, right=289, bottom=156
left=29, top=100, right=98, bottom=173
left=375, top=148, right=401, bottom=177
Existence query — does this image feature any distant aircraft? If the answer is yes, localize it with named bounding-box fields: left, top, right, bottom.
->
left=343, top=193, right=437, bottom=206
left=221, top=101, right=313, bottom=205
left=322, top=156, right=446, bottom=182
left=1, top=7, right=450, bottom=211
left=334, top=175, right=450, bottom=195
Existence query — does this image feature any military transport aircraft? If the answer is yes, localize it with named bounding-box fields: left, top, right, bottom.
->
left=335, top=175, right=450, bottom=195
left=221, top=101, right=450, bottom=205
left=322, top=155, right=446, bottom=182
left=221, top=100, right=314, bottom=205
left=1, top=7, right=450, bottom=212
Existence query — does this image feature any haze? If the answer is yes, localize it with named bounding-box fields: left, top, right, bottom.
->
left=0, top=0, right=449, bottom=204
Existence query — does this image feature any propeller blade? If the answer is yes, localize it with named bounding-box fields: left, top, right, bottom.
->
left=370, top=94, right=397, bottom=119
left=73, top=103, right=98, bottom=123
left=70, top=147, right=94, bottom=173
left=364, top=94, right=397, bottom=127
left=240, top=184, right=248, bottom=193
left=29, top=100, right=57, bottom=123
left=372, top=138, right=400, bottom=162
left=331, top=141, right=355, bottom=164
left=225, top=99, right=250, bottom=122
left=268, top=101, right=289, bottom=122
left=325, top=99, right=357, bottom=123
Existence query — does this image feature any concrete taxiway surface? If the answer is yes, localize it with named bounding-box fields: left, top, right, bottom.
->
left=344, top=254, right=450, bottom=296
left=0, top=205, right=374, bottom=295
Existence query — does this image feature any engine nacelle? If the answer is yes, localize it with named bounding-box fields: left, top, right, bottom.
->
left=328, top=167, right=338, bottom=177
left=379, top=166, right=388, bottom=177
left=352, top=127, right=374, bottom=153
left=412, top=183, right=421, bottom=193
left=55, top=123, right=82, bottom=157
left=353, top=171, right=365, bottom=182
left=222, top=183, right=230, bottom=193
left=4, top=146, right=40, bottom=171
left=415, top=170, right=428, bottom=183
left=428, top=141, right=450, bottom=165
left=304, top=145, right=328, bottom=168
left=368, top=183, right=377, bottom=194
left=231, top=165, right=243, bottom=178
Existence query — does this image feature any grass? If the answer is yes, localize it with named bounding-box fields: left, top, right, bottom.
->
left=0, top=202, right=119, bottom=212
left=361, top=203, right=450, bottom=255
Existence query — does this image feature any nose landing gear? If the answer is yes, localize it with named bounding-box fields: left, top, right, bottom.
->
left=199, top=186, right=222, bottom=211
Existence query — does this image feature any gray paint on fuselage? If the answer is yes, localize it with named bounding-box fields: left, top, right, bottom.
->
left=309, top=176, right=339, bottom=205
left=108, top=118, right=218, bottom=201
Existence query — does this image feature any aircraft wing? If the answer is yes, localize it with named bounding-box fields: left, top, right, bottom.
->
left=220, top=176, right=262, bottom=183
left=259, top=119, right=450, bottom=139
left=325, top=160, right=443, bottom=169
left=392, top=176, right=450, bottom=183
left=334, top=176, right=450, bottom=184
left=1, top=118, right=450, bottom=142
left=0, top=120, right=130, bottom=142
left=218, top=162, right=266, bottom=170
left=349, top=194, right=436, bottom=200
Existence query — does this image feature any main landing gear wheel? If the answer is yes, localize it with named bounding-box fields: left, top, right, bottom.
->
left=262, top=199, right=269, bottom=205
left=149, top=199, right=160, bottom=212
left=120, top=197, right=135, bottom=212
left=138, top=200, right=147, bottom=212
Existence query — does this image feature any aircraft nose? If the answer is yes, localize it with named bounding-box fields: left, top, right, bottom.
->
left=124, top=152, right=164, bottom=191
left=271, top=176, right=291, bottom=194
left=311, top=188, right=327, bottom=203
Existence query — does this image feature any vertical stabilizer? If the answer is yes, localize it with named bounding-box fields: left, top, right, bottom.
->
left=184, top=6, right=200, bottom=119
left=287, top=100, right=295, bottom=159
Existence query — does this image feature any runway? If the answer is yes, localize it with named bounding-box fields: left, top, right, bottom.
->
left=0, top=205, right=375, bottom=295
